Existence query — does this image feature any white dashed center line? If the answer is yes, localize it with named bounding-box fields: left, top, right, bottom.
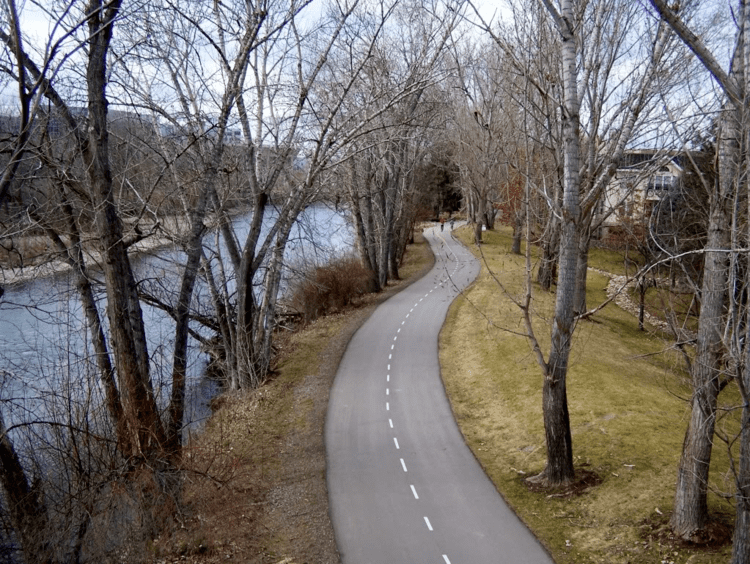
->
left=359, top=233, right=478, bottom=560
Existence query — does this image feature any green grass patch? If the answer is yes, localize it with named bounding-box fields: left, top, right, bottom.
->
left=588, top=245, right=644, bottom=277
left=441, top=226, right=737, bottom=563
left=629, top=284, right=700, bottom=334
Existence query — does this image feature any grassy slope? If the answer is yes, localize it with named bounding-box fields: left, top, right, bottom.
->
left=440, top=226, right=736, bottom=564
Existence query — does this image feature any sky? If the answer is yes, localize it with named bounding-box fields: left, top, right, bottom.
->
left=0, top=0, right=513, bottom=106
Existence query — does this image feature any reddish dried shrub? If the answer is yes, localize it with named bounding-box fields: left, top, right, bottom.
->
left=287, top=256, right=372, bottom=324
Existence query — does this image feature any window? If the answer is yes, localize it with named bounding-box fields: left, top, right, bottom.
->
left=647, top=174, right=673, bottom=195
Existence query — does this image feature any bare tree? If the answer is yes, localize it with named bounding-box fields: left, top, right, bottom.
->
left=111, top=0, right=401, bottom=394
left=649, top=0, right=750, bottom=553
left=0, top=0, right=178, bottom=559
left=0, top=0, right=329, bottom=558
left=223, top=0, right=399, bottom=388
left=449, top=38, right=511, bottom=244
left=338, top=0, right=464, bottom=289
left=114, top=0, right=297, bottom=446
left=465, top=0, right=676, bottom=486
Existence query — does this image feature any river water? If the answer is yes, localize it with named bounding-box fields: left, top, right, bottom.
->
left=0, top=204, right=352, bottom=434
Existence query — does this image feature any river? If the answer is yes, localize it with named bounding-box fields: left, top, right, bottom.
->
left=0, top=204, right=352, bottom=434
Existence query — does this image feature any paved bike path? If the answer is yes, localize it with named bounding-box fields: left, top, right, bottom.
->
left=326, top=226, right=553, bottom=564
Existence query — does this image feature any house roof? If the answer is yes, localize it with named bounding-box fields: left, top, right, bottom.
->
left=616, top=149, right=684, bottom=173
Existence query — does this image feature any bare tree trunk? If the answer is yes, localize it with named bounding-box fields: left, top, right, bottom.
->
left=351, top=191, right=380, bottom=290
left=363, top=168, right=381, bottom=290
left=472, top=191, right=485, bottom=244
left=388, top=236, right=401, bottom=281
left=0, top=414, right=53, bottom=563
left=377, top=168, right=396, bottom=288
left=36, top=195, right=129, bottom=453
left=511, top=213, right=523, bottom=255
left=0, top=0, right=32, bottom=209
left=484, top=206, right=496, bottom=230
left=537, top=215, right=559, bottom=291
left=253, top=218, right=295, bottom=378
left=234, top=193, right=268, bottom=389
left=733, top=9, right=750, bottom=557
left=534, top=0, right=580, bottom=486
left=167, top=188, right=208, bottom=454
left=670, top=193, right=731, bottom=536
left=383, top=148, right=404, bottom=284
left=647, top=0, right=747, bottom=539
left=474, top=220, right=483, bottom=245
left=669, top=98, right=736, bottom=540
left=731, top=401, right=750, bottom=563
left=348, top=159, right=381, bottom=292
left=574, top=221, right=591, bottom=314
left=388, top=174, right=404, bottom=281
left=85, top=0, right=166, bottom=456
left=540, top=209, right=577, bottom=486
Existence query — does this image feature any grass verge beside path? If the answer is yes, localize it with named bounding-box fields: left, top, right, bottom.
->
left=150, top=230, right=435, bottom=563
left=440, top=226, right=735, bottom=564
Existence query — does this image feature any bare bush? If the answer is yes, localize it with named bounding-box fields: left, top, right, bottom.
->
left=286, top=256, right=372, bottom=324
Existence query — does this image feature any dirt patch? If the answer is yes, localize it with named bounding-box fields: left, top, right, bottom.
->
left=522, top=466, right=603, bottom=499
left=639, top=512, right=733, bottom=553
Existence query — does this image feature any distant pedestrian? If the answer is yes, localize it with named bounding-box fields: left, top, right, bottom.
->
left=450, top=219, right=455, bottom=230
left=440, top=217, right=445, bottom=232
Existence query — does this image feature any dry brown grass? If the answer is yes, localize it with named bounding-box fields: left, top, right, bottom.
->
left=440, top=226, right=736, bottom=564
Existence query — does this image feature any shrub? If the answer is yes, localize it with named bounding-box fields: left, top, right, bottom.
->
left=286, top=256, right=372, bottom=324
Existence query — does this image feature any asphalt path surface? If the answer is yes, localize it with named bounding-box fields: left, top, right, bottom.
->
left=326, top=225, right=554, bottom=564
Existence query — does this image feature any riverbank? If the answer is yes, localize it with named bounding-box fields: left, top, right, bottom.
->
left=0, top=215, right=191, bottom=286
left=150, top=230, right=435, bottom=563
left=0, top=205, right=273, bottom=286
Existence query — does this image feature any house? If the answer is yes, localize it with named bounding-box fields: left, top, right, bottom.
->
left=596, top=149, right=684, bottom=241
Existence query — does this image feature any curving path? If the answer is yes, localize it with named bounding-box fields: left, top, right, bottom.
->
left=326, top=225, right=553, bottom=564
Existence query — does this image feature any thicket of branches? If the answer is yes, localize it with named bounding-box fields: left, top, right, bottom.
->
left=0, top=0, right=464, bottom=561
left=2, top=0, right=750, bottom=561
